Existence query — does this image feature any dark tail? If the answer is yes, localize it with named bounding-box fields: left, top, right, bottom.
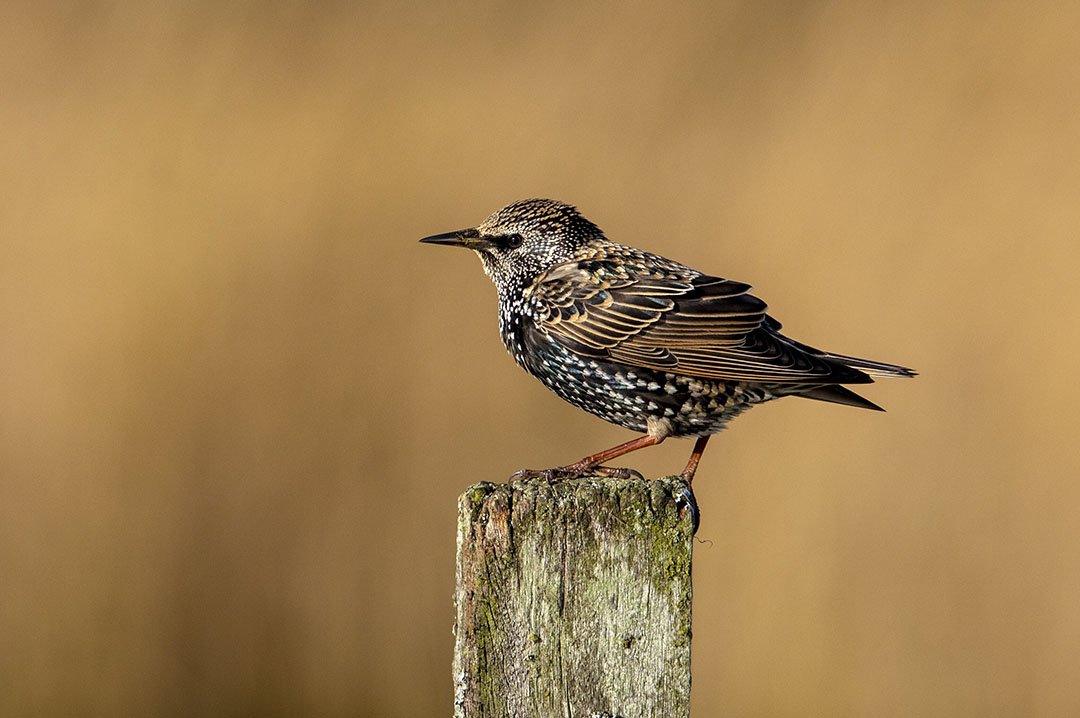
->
left=824, top=352, right=917, bottom=379
left=796, top=353, right=915, bottom=411
left=798, top=384, right=886, bottom=411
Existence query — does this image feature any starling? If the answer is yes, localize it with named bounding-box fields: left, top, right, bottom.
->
left=421, top=199, right=914, bottom=484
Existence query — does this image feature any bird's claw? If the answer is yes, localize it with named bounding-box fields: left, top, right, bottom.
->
left=509, top=464, right=644, bottom=482
left=510, top=466, right=582, bottom=482
left=592, top=465, right=644, bottom=480
left=674, top=482, right=700, bottom=535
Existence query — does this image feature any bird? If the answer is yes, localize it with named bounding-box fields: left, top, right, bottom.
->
left=420, top=198, right=914, bottom=485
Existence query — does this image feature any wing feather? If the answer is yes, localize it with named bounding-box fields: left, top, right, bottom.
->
left=527, top=253, right=869, bottom=384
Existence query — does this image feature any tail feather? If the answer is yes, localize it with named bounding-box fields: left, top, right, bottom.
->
left=794, top=352, right=915, bottom=411
left=824, top=353, right=917, bottom=379
left=779, top=330, right=917, bottom=379
left=797, top=385, right=886, bottom=411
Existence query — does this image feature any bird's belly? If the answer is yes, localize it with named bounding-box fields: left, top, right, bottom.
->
left=517, top=341, right=773, bottom=437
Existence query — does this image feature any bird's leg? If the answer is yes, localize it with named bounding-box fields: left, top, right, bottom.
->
left=512, top=434, right=660, bottom=481
left=669, top=435, right=709, bottom=535
left=680, top=435, right=710, bottom=485
left=565, top=434, right=660, bottom=474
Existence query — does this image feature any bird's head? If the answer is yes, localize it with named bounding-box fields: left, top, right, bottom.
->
left=420, top=199, right=603, bottom=291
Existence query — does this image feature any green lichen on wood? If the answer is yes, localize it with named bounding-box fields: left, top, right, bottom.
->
left=453, top=476, right=694, bottom=718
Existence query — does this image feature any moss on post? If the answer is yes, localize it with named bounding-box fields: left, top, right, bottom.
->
left=453, top=476, right=695, bottom=718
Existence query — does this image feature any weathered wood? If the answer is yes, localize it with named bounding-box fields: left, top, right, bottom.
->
left=453, top=476, right=695, bottom=718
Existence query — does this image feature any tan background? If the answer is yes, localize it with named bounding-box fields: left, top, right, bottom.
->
left=3, top=2, right=1078, bottom=716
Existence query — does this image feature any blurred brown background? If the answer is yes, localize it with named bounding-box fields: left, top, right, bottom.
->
left=2, top=1, right=1078, bottom=716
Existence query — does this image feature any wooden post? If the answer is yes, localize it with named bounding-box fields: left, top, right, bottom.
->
left=453, top=476, right=695, bottom=718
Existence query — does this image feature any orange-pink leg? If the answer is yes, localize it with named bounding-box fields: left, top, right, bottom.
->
left=513, top=434, right=660, bottom=480
left=563, top=434, right=659, bottom=474
left=680, top=436, right=710, bottom=484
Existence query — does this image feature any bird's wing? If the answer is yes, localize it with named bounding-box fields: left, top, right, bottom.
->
left=527, top=257, right=867, bottom=384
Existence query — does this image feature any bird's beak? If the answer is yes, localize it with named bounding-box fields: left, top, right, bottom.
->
left=419, top=228, right=481, bottom=248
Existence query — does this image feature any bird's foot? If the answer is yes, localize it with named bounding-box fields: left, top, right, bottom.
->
left=510, top=464, right=644, bottom=482
left=592, top=465, right=644, bottom=480
left=509, top=466, right=579, bottom=482
left=673, top=482, right=700, bottom=535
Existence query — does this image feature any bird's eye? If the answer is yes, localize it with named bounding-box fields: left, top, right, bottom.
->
left=506, top=233, right=524, bottom=249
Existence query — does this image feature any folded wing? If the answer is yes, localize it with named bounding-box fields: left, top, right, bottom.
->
left=527, top=256, right=872, bottom=384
